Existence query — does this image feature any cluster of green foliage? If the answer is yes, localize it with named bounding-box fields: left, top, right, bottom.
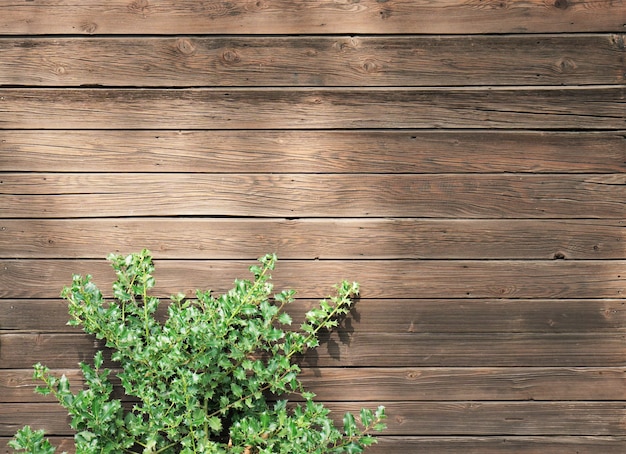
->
left=11, top=250, right=385, bottom=454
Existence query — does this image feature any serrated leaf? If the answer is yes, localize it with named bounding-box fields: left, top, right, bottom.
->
left=208, top=416, right=222, bottom=433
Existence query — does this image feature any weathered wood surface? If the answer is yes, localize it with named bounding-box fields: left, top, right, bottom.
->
left=3, top=298, right=624, bottom=334
left=3, top=367, right=625, bottom=403
left=2, top=35, right=624, bottom=87
left=1, top=219, right=624, bottom=260
left=2, top=401, right=625, bottom=436
left=0, top=260, right=624, bottom=300
left=3, top=436, right=625, bottom=454
left=1, top=0, right=624, bottom=34
left=2, top=173, right=625, bottom=219
left=1, top=88, right=624, bottom=130
left=3, top=130, right=625, bottom=173
left=2, top=331, right=624, bottom=368
left=369, top=436, right=626, bottom=454
left=1, top=0, right=624, bottom=451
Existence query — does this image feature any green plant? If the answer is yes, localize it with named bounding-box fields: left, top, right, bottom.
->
left=11, top=250, right=385, bottom=454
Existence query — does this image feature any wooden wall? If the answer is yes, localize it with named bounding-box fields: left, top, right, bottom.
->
left=1, top=1, right=625, bottom=452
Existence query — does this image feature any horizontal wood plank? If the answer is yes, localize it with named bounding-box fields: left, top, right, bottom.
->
left=339, top=401, right=626, bottom=436
left=2, top=174, right=625, bottom=219
left=3, top=367, right=624, bottom=403
left=1, top=219, right=624, bottom=260
left=1, top=259, right=623, bottom=299
left=3, top=130, right=625, bottom=174
left=2, top=332, right=624, bottom=368
left=3, top=298, right=624, bottom=334
left=1, top=401, right=624, bottom=436
left=2, top=35, right=623, bottom=87
left=0, top=88, right=624, bottom=130
left=369, top=436, right=626, bottom=454
left=0, top=0, right=623, bottom=34
left=3, top=435, right=625, bottom=454
left=3, top=435, right=626, bottom=454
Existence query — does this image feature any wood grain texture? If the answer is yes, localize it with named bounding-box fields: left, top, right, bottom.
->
left=369, top=436, right=626, bottom=454
left=3, top=298, right=624, bottom=334
left=1, top=401, right=624, bottom=436
left=1, top=0, right=624, bottom=449
left=2, top=331, right=624, bottom=368
left=1, top=219, right=624, bottom=260
left=0, top=0, right=624, bottom=34
left=0, top=259, right=624, bottom=299
left=2, top=35, right=624, bottom=87
left=0, top=87, right=624, bottom=130
left=3, top=130, right=625, bottom=174
left=3, top=436, right=625, bottom=454
left=1, top=173, right=625, bottom=219
left=3, top=367, right=625, bottom=403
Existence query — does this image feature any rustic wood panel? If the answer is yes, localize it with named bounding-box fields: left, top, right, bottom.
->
left=1, top=0, right=624, bottom=451
left=2, top=332, right=624, bottom=368
left=359, top=401, right=626, bottom=436
left=3, top=298, right=624, bottom=334
left=3, top=436, right=625, bottom=454
left=2, top=35, right=624, bottom=87
left=3, top=130, right=625, bottom=174
left=1, top=219, right=623, bottom=260
left=1, top=0, right=623, bottom=34
left=3, top=367, right=625, bottom=403
left=2, top=173, right=625, bottom=219
left=369, top=436, right=626, bottom=454
left=2, top=401, right=624, bottom=437
left=1, top=88, right=624, bottom=130
left=0, top=259, right=624, bottom=300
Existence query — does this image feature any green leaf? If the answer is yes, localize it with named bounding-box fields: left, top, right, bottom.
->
left=278, top=312, right=292, bottom=325
left=208, top=416, right=222, bottom=433
left=343, top=412, right=356, bottom=437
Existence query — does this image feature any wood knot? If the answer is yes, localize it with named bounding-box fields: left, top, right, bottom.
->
left=176, top=39, right=196, bottom=56
left=362, top=59, right=381, bottom=74
left=611, top=34, right=625, bottom=50
left=553, top=0, right=569, bottom=9
left=128, top=0, right=150, bottom=14
left=556, top=57, right=577, bottom=73
left=379, top=8, right=392, bottom=19
left=487, top=285, right=518, bottom=296
left=80, top=22, right=98, bottom=34
left=221, top=49, right=241, bottom=64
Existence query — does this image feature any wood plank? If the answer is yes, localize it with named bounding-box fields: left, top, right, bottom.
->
left=3, top=435, right=625, bottom=454
left=0, top=1, right=623, bottom=34
left=368, top=436, right=626, bottom=454
left=3, top=298, right=624, bottom=334
left=1, top=332, right=624, bottom=368
left=1, top=259, right=624, bottom=300
left=3, top=367, right=625, bottom=403
left=3, top=435, right=626, bottom=454
left=0, top=88, right=624, bottom=130
left=1, top=401, right=624, bottom=436
left=3, top=130, right=625, bottom=174
left=295, top=367, right=626, bottom=402
left=1, top=219, right=624, bottom=260
left=1, top=35, right=623, bottom=87
left=2, top=173, right=625, bottom=219
left=357, top=401, right=626, bottom=436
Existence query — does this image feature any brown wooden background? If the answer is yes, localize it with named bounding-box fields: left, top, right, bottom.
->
left=1, top=1, right=625, bottom=452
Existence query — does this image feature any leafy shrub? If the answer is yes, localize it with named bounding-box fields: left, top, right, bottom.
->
left=11, top=250, right=385, bottom=453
